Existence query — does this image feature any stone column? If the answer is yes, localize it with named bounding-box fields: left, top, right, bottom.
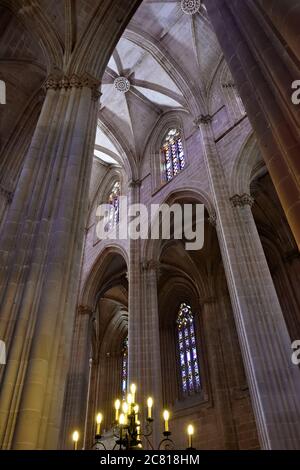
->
left=141, top=260, right=163, bottom=445
left=59, top=305, right=94, bottom=449
left=0, top=73, right=100, bottom=450
left=127, top=180, right=142, bottom=389
left=0, top=186, right=13, bottom=228
left=204, top=0, right=300, bottom=250
left=256, top=0, right=300, bottom=59
left=201, top=297, right=238, bottom=450
left=197, top=116, right=300, bottom=449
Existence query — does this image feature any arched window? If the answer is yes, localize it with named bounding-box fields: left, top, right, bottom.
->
left=162, top=128, right=185, bottom=182
left=107, top=181, right=120, bottom=230
left=121, top=337, right=128, bottom=399
left=176, top=303, right=201, bottom=395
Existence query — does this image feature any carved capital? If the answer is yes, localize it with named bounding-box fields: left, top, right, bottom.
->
left=141, top=259, right=161, bottom=276
left=230, top=193, right=254, bottom=208
left=128, top=179, right=141, bottom=189
left=208, top=211, right=217, bottom=228
left=222, top=82, right=236, bottom=89
left=44, top=72, right=101, bottom=101
left=0, top=185, right=13, bottom=204
left=78, top=304, right=93, bottom=316
left=194, top=114, right=212, bottom=126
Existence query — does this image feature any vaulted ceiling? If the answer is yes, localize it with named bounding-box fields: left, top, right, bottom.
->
left=95, top=0, right=222, bottom=168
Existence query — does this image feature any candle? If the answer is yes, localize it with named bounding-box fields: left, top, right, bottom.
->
left=147, top=397, right=153, bottom=419
left=122, top=402, right=129, bottom=425
left=134, top=404, right=139, bottom=422
left=96, top=413, right=103, bottom=436
left=72, top=430, right=79, bottom=451
left=136, top=419, right=141, bottom=441
left=163, top=410, right=170, bottom=433
left=187, top=424, right=194, bottom=448
left=119, top=413, right=125, bottom=441
left=127, top=393, right=133, bottom=413
left=115, top=399, right=121, bottom=422
left=130, top=384, right=137, bottom=403
left=119, top=413, right=125, bottom=426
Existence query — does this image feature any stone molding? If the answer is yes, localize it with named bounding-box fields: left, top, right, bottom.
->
left=230, top=193, right=254, bottom=208
left=44, top=73, right=101, bottom=101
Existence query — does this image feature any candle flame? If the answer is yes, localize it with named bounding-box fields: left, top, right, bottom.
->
left=187, top=424, right=194, bottom=436
left=147, top=397, right=153, bottom=408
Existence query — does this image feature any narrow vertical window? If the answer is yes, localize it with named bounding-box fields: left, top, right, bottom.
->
left=121, top=337, right=128, bottom=399
left=108, top=181, right=120, bottom=230
left=176, top=303, right=201, bottom=395
left=162, top=129, right=185, bottom=182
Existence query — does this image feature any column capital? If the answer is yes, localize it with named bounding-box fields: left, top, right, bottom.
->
left=230, top=193, right=254, bottom=208
left=141, top=259, right=161, bottom=275
left=194, top=114, right=213, bottom=126
left=0, top=185, right=13, bottom=204
left=208, top=211, right=217, bottom=228
left=128, top=179, right=141, bottom=189
left=77, top=304, right=94, bottom=316
left=44, top=72, right=101, bottom=101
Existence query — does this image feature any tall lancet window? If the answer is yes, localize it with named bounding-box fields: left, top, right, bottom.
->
left=162, top=128, right=185, bottom=182
left=107, top=181, right=120, bottom=230
left=176, top=303, right=201, bottom=395
left=121, top=337, right=128, bottom=399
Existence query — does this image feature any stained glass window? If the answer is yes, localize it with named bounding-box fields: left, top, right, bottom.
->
left=162, top=128, right=185, bottom=182
left=176, top=303, right=201, bottom=395
left=107, top=181, right=120, bottom=230
left=121, top=337, right=128, bottom=399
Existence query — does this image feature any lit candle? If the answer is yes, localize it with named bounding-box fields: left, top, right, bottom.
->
left=130, top=384, right=137, bottom=403
left=127, top=393, right=133, bottom=413
left=119, top=413, right=125, bottom=441
left=119, top=413, right=125, bottom=426
left=115, top=399, right=121, bottom=422
left=96, top=413, right=103, bottom=436
left=122, top=402, right=129, bottom=415
left=147, top=397, right=153, bottom=419
left=72, top=430, right=79, bottom=451
left=187, top=424, right=194, bottom=448
left=122, top=402, right=129, bottom=424
left=163, top=410, right=170, bottom=433
left=134, top=404, right=139, bottom=422
left=136, top=419, right=141, bottom=441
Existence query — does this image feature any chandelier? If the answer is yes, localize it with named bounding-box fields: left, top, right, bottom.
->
left=72, top=384, right=196, bottom=451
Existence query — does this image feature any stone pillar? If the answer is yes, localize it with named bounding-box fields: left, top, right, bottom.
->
left=0, top=186, right=13, bottom=228
left=0, top=73, right=100, bottom=450
left=256, top=0, right=300, bottom=59
left=141, top=260, right=163, bottom=445
left=201, top=297, right=238, bottom=450
left=197, top=116, right=300, bottom=449
left=204, top=0, right=300, bottom=250
left=59, top=305, right=94, bottom=449
left=128, top=181, right=142, bottom=389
